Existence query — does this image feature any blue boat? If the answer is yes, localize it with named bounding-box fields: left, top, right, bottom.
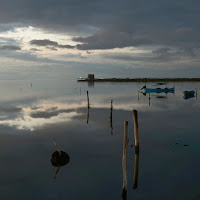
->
left=144, top=87, right=174, bottom=94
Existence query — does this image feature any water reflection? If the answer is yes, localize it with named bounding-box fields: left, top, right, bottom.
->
left=51, top=139, right=70, bottom=180
left=133, top=151, right=139, bottom=189
left=110, top=100, right=113, bottom=135
left=0, top=80, right=200, bottom=199
left=87, top=107, right=90, bottom=124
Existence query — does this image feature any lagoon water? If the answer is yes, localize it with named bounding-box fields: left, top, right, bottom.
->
left=0, top=78, right=200, bottom=200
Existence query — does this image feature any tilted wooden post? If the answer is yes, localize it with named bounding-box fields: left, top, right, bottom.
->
left=122, top=121, right=128, bottom=199
left=133, top=110, right=139, bottom=152
left=53, top=138, right=61, bottom=156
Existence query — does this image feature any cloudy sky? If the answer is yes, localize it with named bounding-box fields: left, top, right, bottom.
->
left=0, top=0, right=200, bottom=77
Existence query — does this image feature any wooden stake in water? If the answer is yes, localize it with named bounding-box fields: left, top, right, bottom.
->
left=53, top=138, right=61, bottom=156
left=87, top=91, right=90, bottom=108
left=122, top=121, right=128, bottom=198
left=133, top=151, right=139, bottom=189
left=133, top=110, right=139, bottom=152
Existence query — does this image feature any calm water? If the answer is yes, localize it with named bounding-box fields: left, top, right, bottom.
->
left=0, top=79, right=200, bottom=200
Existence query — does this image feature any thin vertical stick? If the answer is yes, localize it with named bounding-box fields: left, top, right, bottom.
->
left=122, top=121, right=128, bottom=198
left=133, top=151, right=139, bottom=189
left=138, top=91, right=139, bottom=101
left=87, top=91, right=90, bottom=108
left=53, top=138, right=61, bottom=156
left=133, top=110, right=139, bottom=152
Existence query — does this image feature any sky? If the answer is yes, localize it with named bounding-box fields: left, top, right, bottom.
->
left=0, top=0, right=200, bottom=78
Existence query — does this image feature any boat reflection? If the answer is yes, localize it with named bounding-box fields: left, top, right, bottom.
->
left=183, top=90, right=195, bottom=100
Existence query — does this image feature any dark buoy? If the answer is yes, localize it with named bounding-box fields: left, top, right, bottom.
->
left=51, top=151, right=70, bottom=167
left=51, top=139, right=70, bottom=179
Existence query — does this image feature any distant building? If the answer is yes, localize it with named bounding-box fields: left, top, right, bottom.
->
left=88, top=74, right=95, bottom=81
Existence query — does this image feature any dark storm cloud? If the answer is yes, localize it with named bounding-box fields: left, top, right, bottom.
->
left=0, top=0, right=200, bottom=50
left=0, top=106, right=22, bottom=113
left=30, top=39, right=75, bottom=49
left=30, top=39, right=58, bottom=46
left=30, top=109, right=75, bottom=119
left=0, top=45, right=21, bottom=50
left=58, top=44, right=75, bottom=49
left=74, top=31, right=152, bottom=50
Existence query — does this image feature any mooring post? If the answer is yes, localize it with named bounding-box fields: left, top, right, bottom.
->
left=122, top=121, right=128, bottom=199
left=53, top=138, right=61, bottom=156
left=133, top=151, right=139, bottom=189
left=87, top=91, right=90, bottom=108
left=133, top=110, right=139, bottom=152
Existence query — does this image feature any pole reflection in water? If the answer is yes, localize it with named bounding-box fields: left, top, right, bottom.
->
left=122, top=121, right=128, bottom=200
left=87, top=107, right=90, bottom=124
left=110, top=100, right=113, bottom=135
left=51, top=139, right=70, bottom=180
left=149, top=92, right=151, bottom=106
left=133, top=151, right=139, bottom=189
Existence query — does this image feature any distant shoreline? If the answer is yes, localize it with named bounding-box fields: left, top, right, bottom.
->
left=77, top=78, right=200, bottom=82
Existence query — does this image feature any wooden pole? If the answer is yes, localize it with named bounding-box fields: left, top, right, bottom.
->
left=53, top=138, right=61, bottom=156
left=122, top=121, right=128, bottom=199
left=138, top=91, right=139, bottom=101
left=133, top=151, right=139, bottom=189
left=133, top=110, right=139, bottom=152
left=87, top=91, right=90, bottom=108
